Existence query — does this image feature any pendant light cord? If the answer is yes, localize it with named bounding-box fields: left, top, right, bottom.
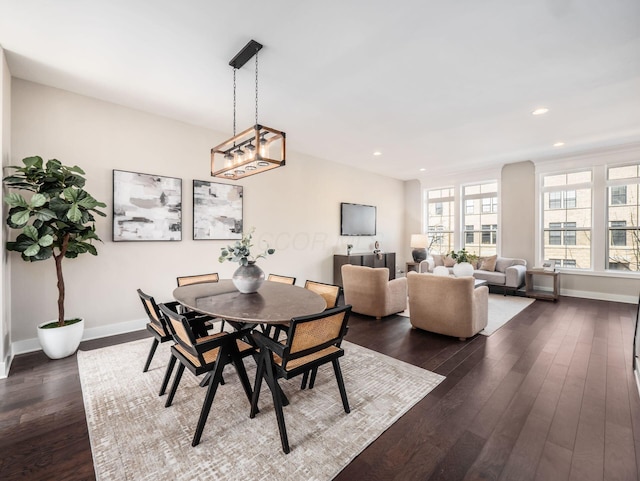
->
left=232, top=68, right=237, bottom=137
left=255, top=50, right=259, bottom=127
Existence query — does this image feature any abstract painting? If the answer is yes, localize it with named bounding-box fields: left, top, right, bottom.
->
left=193, top=180, right=243, bottom=240
left=112, top=170, right=182, bottom=241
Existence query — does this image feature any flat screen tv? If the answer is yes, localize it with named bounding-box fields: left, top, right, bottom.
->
left=340, top=202, right=376, bottom=236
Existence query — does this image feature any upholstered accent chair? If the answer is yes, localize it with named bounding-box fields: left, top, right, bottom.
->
left=407, top=272, right=488, bottom=341
left=341, top=264, right=407, bottom=319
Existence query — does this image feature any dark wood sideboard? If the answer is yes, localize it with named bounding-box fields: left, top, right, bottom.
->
left=333, top=252, right=396, bottom=287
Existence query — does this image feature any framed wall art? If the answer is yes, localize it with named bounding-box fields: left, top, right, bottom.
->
left=193, top=180, right=243, bottom=240
left=112, top=170, right=182, bottom=241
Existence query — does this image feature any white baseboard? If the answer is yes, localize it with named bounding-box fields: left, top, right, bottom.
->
left=0, top=352, right=13, bottom=379
left=560, top=288, right=637, bottom=304
left=11, top=317, right=147, bottom=357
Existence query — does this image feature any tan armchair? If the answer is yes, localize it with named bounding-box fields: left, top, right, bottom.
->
left=407, top=272, right=488, bottom=340
left=341, top=264, right=407, bottom=319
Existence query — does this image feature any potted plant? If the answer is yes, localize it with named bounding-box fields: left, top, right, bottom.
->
left=449, top=248, right=478, bottom=277
left=219, top=228, right=275, bottom=293
left=3, top=156, right=106, bottom=359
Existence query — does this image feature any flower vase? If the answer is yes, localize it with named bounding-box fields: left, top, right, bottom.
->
left=232, top=261, right=265, bottom=293
left=453, top=261, right=474, bottom=277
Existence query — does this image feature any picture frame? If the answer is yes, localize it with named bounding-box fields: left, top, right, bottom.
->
left=542, top=259, right=556, bottom=272
left=112, top=170, right=182, bottom=241
left=192, top=180, right=243, bottom=240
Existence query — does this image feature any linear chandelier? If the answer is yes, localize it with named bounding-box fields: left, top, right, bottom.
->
left=211, top=40, right=286, bottom=180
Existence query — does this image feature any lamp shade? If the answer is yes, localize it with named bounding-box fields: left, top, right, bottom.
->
left=410, top=234, right=429, bottom=249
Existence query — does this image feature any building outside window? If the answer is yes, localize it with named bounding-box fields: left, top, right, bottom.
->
left=463, top=181, right=498, bottom=257
left=425, top=188, right=454, bottom=255
left=542, top=170, right=591, bottom=269
left=607, top=164, right=640, bottom=271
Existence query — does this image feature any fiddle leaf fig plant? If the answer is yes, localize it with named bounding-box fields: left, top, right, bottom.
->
left=3, top=156, right=107, bottom=327
left=449, top=248, right=478, bottom=264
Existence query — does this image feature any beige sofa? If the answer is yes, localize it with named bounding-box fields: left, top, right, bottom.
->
left=407, top=272, right=488, bottom=340
left=341, top=264, right=407, bottom=319
left=420, top=255, right=527, bottom=292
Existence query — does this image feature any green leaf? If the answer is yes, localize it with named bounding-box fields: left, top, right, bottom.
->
left=68, top=165, right=86, bottom=175
left=33, top=246, right=53, bottom=261
left=4, top=193, right=29, bottom=208
left=10, top=209, right=30, bottom=226
left=33, top=208, right=57, bottom=222
left=29, top=193, right=47, bottom=208
left=67, top=204, right=81, bottom=222
left=63, top=187, right=79, bottom=202
left=38, top=234, right=53, bottom=247
left=23, top=225, right=38, bottom=241
left=23, top=156, right=43, bottom=169
left=23, top=243, right=40, bottom=257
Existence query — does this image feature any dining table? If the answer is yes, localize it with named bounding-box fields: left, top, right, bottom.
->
left=172, top=279, right=327, bottom=325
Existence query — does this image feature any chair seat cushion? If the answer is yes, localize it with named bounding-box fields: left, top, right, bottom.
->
left=473, top=270, right=506, bottom=285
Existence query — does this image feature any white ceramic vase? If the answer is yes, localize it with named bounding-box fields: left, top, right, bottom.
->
left=37, top=318, right=84, bottom=359
left=453, top=261, right=474, bottom=277
left=232, top=261, right=265, bottom=293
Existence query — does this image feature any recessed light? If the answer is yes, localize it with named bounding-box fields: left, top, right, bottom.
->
left=373, top=151, right=382, bottom=156
left=532, top=107, right=549, bottom=116
left=553, top=142, right=565, bottom=147
left=419, top=168, right=426, bottom=172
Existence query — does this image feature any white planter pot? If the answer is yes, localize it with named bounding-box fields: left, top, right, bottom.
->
left=37, top=318, right=84, bottom=359
left=453, top=262, right=474, bottom=277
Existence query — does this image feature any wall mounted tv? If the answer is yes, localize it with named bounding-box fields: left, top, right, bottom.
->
left=340, top=202, right=376, bottom=236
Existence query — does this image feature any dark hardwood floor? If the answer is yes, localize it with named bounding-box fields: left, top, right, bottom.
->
left=1, top=297, right=639, bottom=480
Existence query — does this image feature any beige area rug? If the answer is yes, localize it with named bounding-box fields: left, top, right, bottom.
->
left=397, top=293, right=535, bottom=336
left=78, top=338, right=444, bottom=480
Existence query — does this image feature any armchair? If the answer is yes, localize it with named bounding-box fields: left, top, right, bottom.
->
left=407, top=272, right=488, bottom=340
left=341, top=264, right=407, bottom=319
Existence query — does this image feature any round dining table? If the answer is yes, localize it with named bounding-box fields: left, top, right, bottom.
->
left=173, top=279, right=327, bottom=324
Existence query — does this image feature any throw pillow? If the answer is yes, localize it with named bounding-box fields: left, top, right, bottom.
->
left=444, top=255, right=456, bottom=267
left=479, top=254, right=498, bottom=271
left=432, top=254, right=444, bottom=267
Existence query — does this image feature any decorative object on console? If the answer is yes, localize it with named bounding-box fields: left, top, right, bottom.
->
left=113, top=170, right=182, bottom=241
left=193, top=180, right=243, bottom=240
left=347, top=244, right=353, bottom=255
left=410, top=234, right=429, bottom=263
left=211, top=40, right=286, bottom=180
left=433, top=266, right=450, bottom=276
left=450, top=248, right=479, bottom=278
left=219, top=228, right=275, bottom=293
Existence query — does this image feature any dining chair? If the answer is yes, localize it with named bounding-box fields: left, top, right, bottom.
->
left=299, top=280, right=342, bottom=389
left=267, top=274, right=296, bottom=285
left=176, top=273, right=225, bottom=333
left=158, top=303, right=256, bottom=447
left=250, top=304, right=352, bottom=454
left=137, top=289, right=210, bottom=396
left=176, top=272, right=220, bottom=286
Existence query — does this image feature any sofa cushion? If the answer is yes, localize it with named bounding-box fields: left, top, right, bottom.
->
left=432, top=254, right=444, bottom=267
left=444, top=255, right=456, bottom=267
left=473, top=270, right=506, bottom=285
left=479, top=255, right=497, bottom=271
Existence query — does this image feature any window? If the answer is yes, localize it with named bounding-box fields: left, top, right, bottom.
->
left=611, top=186, right=627, bottom=205
left=607, top=164, right=640, bottom=271
left=465, top=225, right=474, bottom=244
left=463, top=182, right=498, bottom=257
left=542, top=170, right=591, bottom=269
left=465, top=199, right=474, bottom=214
left=611, top=220, right=627, bottom=246
left=425, top=188, right=454, bottom=255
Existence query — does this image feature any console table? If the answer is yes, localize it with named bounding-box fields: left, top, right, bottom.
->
left=333, top=252, right=396, bottom=286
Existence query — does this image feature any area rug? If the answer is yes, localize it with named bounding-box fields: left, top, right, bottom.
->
left=397, top=293, right=535, bottom=336
left=77, top=338, right=444, bottom=481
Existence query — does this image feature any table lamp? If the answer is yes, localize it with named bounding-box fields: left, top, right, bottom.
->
left=410, top=234, right=429, bottom=263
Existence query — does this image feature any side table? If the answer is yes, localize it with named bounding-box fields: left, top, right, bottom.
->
left=525, top=269, right=559, bottom=301
left=406, top=262, right=419, bottom=274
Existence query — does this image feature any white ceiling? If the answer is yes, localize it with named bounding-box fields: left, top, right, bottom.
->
left=1, top=0, right=639, bottom=180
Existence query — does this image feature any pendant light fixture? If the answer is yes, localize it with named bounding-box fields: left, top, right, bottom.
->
left=211, top=40, right=286, bottom=180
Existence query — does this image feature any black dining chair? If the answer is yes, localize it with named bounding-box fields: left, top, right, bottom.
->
left=250, top=304, right=352, bottom=454
left=158, top=303, right=256, bottom=447
left=176, top=273, right=225, bottom=333
left=267, top=274, right=296, bottom=285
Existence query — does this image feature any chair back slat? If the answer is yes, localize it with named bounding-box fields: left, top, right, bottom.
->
left=304, top=280, right=340, bottom=309
left=289, top=311, right=345, bottom=354
left=268, top=274, right=296, bottom=285
left=177, top=273, right=219, bottom=286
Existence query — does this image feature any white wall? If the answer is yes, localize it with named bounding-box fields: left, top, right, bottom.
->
left=0, top=46, right=12, bottom=375
left=10, top=79, right=405, bottom=348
